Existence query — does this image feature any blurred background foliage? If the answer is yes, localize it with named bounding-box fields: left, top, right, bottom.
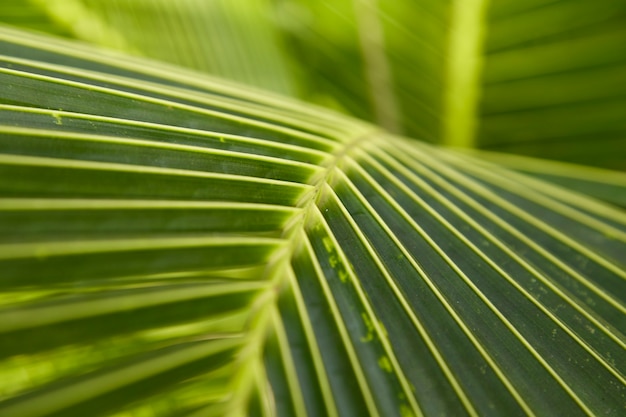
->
left=1, top=0, right=625, bottom=169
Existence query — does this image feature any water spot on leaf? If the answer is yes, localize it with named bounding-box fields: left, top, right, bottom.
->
left=378, top=355, right=392, bottom=373
left=360, top=312, right=375, bottom=342
left=52, top=112, right=62, bottom=125
left=322, top=236, right=333, bottom=253
left=400, top=404, right=416, bottom=417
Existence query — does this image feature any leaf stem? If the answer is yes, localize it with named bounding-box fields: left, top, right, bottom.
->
left=443, top=0, right=490, bottom=148
left=353, top=0, right=402, bottom=134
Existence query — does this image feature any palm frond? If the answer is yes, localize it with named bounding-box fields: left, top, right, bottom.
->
left=1, top=26, right=625, bottom=416
left=461, top=150, right=626, bottom=208
left=5, top=0, right=623, bottom=168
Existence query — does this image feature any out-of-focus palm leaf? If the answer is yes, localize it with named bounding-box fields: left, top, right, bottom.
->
left=478, top=0, right=626, bottom=169
left=1, top=26, right=625, bottom=416
left=463, top=150, right=626, bottom=208
left=2, top=0, right=624, bottom=169
left=0, top=0, right=296, bottom=95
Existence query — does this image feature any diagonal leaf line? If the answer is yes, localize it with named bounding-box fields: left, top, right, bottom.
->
left=289, top=130, right=384, bottom=235
left=0, top=105, right=332, bottom=163
left=177, top=199, right=295, bottom=415
left=370, top=141, right=624, bottom=330
left=1, top=16, right=624, bottom=416
left=0, top=126, right=323, bottom=179
left=341, top=154, right=535, bottom=415
left=0, top=26, right=368, bottom=135
left=486, top=1, right=626, bottom=50
left=0, top=281, right=266, bottom=333
left=251, top=360, right=274, bottom=417
left=220, top=284, right=277, bottom=416
left=388, top=142, right=626, bottom=311
left=0, top=54, right=355, bottom=141
left=387, top=141, right=623, bottom=320
left=369, top=143, right=626, bottom=347
left=350, top=146, right=597, bottom=415
left=0, top=236, right=286, bottom=260
left=329, top=167, right=484, bottom=416
left=285, top=129, right=434, bottom=416
left=320, top=181, right=426, bottom=417
left=232, top=130, right=389, bottom=416
left=269, top=306, right=308, bottom=417
left=440, top=150, right=626, bottom=239
left=283, top=265, right=340, bottom=417
left=354, top=146, right=626, bottom=383
left=487, top=167, right=626, bottom=225
left=0, top=65, right=341, bottom=151
left=469, top=150, right=626, bottom=186
left=0, top=338, right=241, bottom=417
left=0, top=198, right=300, bottom=213
left=480, top=87, right=626, bottom=118
left=0, top=153, right=312, bottom=190
left=298, top=224, right=381, bottom=417
left=458, top=151, right=626, bottom=224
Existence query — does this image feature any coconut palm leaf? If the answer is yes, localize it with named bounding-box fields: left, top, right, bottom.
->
left=463, top=150, right=626, bottom=208
left=0, top=0, right=296, bottom=96
left=1, top=25, right=625, bottom=416
left=2, top=0, right=624, bottom=169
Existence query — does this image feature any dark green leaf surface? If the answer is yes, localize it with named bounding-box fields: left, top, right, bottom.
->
left=5, top=0, right=623, bottom=168
left=0, top=26, right=625, bottom=417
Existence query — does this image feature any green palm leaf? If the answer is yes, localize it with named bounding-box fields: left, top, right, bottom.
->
left=3, top=0, right=624, bottom=168
left=0, top=23, right=625, bottom=417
